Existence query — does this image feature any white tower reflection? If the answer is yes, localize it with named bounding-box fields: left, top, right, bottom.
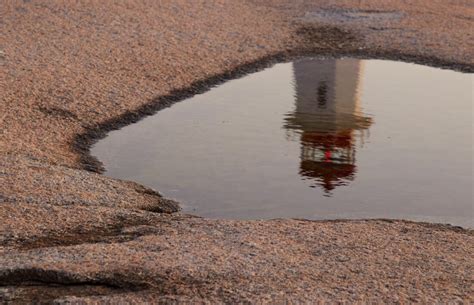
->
left=284, top=58, right=373, bottom=195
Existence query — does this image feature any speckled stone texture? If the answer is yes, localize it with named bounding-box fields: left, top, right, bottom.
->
left=0, top=0, right=473, bottom=303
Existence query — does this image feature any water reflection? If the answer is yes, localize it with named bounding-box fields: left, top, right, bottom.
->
left=92, top=58, right=473, bottom=227
left=284, top=59, right=373, bottom=194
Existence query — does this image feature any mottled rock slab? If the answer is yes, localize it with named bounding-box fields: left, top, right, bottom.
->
left=0, top=0, right=473, bottom=303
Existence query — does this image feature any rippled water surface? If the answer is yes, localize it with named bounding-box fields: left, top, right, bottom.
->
left=92, top=58, right=473, bottom=227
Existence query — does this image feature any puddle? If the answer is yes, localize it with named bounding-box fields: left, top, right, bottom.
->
left=92, top=58, right=473, bottom=227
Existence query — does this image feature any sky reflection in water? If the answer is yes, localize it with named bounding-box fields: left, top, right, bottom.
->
left=92, top=58, right=473, bottom=227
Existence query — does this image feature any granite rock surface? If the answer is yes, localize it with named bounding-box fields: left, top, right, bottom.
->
left=0, top=0, right=473, bottom=303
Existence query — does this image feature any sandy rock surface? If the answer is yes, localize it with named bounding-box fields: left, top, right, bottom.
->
left=0, top=0, right=473, bottom=303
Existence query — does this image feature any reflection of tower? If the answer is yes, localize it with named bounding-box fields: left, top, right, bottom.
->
left=284, top=58, right=372, bottom=195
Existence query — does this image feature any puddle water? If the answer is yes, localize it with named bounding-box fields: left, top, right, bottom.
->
left=92, top=58, right=473, bottom=227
